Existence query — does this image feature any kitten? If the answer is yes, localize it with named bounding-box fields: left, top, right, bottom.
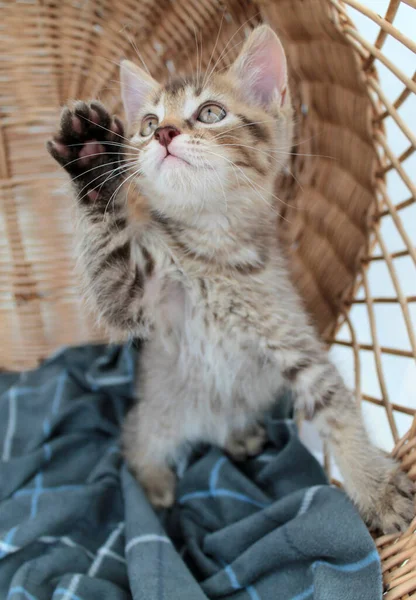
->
left=48, top=26, right=414, bottom=533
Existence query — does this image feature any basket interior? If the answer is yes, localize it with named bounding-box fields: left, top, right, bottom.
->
left=0, top=1, right=415, bottom=596
left=0, top=0, right=382, bottom=363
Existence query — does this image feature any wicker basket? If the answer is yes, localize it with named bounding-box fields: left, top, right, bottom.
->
left=1, top=0, right=415, bottom=596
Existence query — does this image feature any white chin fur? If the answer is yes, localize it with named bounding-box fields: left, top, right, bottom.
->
left=139, top=138, right=230, bottom=216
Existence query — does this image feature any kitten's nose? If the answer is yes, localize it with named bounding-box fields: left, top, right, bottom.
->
left=155, top=125, right=180, bottom=148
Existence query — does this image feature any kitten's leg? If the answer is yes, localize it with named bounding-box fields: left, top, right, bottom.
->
left=276, top=344, right=414, bottom=533
left=225, top=422, right=267, bottom=462
left=47, top=102, right=154, bottom=336
left=122, top=400, right=182, bottom=508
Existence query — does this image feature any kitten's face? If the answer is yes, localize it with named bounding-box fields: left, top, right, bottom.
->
left=121, top=26, right=293, bottom=221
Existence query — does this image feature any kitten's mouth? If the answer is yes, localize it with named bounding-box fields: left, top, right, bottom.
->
left=158, top=148, right=215, bottom=172
left=162, top=151, right=192, bottom=167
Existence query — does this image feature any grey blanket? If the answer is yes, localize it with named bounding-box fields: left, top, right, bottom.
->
left=0, top=344, right=382, bottom=600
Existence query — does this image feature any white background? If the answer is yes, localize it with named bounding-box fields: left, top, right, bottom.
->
left=300, top=0, right=416, bottom=473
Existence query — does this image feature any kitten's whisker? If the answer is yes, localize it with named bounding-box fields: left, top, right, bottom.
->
left=194, top=155, right=208, bottom=210
left=203, top=13, right=261, bottom=90
left=69, top=158, right=136, bottom=183
left=281, top=151, right=335, bottom=159
left=110, top=79, right=148, bottom=99
left=88, top=54, right=122, bottom=71
left=229, top=161, right=287, bottom=221
left=103, top=166, right=140, bottom=217
left=107, top=79, right=132, bottom=91
left=202, top=11, right=225, bottom=91
left=95, top=164, right=133, bottom=206
left=199, top=29, right=204, bottom=92
left=203, top=148, right=293, bottom=218
left=210, top=140, right=280, bottom=169
left=76, top=168, right=130, bottom=204
left=77, top=114, right=131, bottom=143
left=213, top=141, right=334, bottom=160
left=61, top=146, right=138, bottom=156
left=121, top=25, right=151, bottom=76
left=79, top=162, right=140, bottom=207
left=213, top=127, right=322, bottom=154
left=185, top=48, right=196, bottom=87
left=279, top=134, right=322, bottom=150
left=191, top=25, right=201, bottom=90
left=210, top=120, right=275, bottom=140
left=76, top=163, right=136, bottom=202
left=210, top=160, right=228, bottom=214
left=124, top=170, right=142, bottom=218
left=240, top=169, right=295, bottom=215
left=58, top=153, right=136, bottom=172
left=59, top=140, right=139, bottom=153
left=230, top=166, right=291, bottom=222
left=50, top=156, right=135, bottom=183
left=218, top=142, right=286, bottom=161
left=246, top=178, right=294, bottom=220
left=204, top=39, right=246, bottom=79
left=76, top=167, right=129, bottom=205
left=214, top=142, right=304, bottom=192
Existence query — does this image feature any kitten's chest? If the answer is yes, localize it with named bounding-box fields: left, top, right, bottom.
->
left=155, top=269, right=262, bottom=351
left=145, top=223, right=272, bottom=342
left=151, top=271, right=280, bottom=409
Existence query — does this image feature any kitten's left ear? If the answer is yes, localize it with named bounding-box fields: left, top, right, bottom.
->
left=230, top=25, right=287, bottom=108
left=120, top=60, right=159, bottom=124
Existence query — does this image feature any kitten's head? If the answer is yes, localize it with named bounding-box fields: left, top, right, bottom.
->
left=121, top=26, right=293, bottom=222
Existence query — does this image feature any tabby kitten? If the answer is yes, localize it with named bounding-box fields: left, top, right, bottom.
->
left=48, top=26, right=414, bottom=533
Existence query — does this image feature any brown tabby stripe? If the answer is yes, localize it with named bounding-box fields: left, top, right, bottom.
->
left=111, top=217, right=128, bottom=231
left=233, top=261, right=266, bottom=275
left=162, top=76, right=204, bottom=98
left=309, top=387, right=337, bottom=419
left=283, top=359, right=312, bottom=381
left=234, top=160, right=251, bottom=168
left=96, top=241, right=130, bottom=274
left=128, top=266, right=144, bottom=296
left=141, top=246, right=155, bottom=276
left=199, top=278, right=208, bottom=298
left=152, top=90, right=162, bottom=105
left=150, top=210, right=170, bottom=227
left=94, top=234, right=114, bottom=254
left=164, top=78, right=187, bottom=95
left=163, top=224, right=265, bottom=275
left=236, top=114, right=270, bottom=143
left=235, top=145, right=267, bottom=177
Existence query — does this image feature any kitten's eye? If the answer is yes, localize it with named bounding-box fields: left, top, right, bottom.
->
left=140, top=114, right=159, bottom=136
left=197, top=103, right=226, bottom=124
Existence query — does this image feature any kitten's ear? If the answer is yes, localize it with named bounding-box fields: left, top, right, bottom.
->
left=120, top=60, right=159, bottom=124
left=230, top=25, right=287, bottom=108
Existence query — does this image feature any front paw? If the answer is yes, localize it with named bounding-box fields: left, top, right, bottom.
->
left=47, top=101, right=128, bottom=200
left=361, top=465, right=415, bottom=534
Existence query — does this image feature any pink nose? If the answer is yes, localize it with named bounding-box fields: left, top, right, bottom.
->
left=154, top=125, right=180, bottom=148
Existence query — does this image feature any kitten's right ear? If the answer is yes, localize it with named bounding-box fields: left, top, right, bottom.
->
left=120, top=60, right=159, bottom=124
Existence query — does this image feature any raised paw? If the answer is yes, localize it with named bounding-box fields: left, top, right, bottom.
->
left=139, top=466, right=176, bottom=509
left=47, top=101, right=128, bottom=200
left=361, top=465, right=415, bottom=535
left=225, top=422, right=267, bottom=462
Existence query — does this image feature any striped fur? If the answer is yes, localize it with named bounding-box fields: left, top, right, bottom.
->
left=47, top=26, right=414, bottom=533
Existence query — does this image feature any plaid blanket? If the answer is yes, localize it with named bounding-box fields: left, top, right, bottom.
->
left=0, top=344, right=382, bottom=600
